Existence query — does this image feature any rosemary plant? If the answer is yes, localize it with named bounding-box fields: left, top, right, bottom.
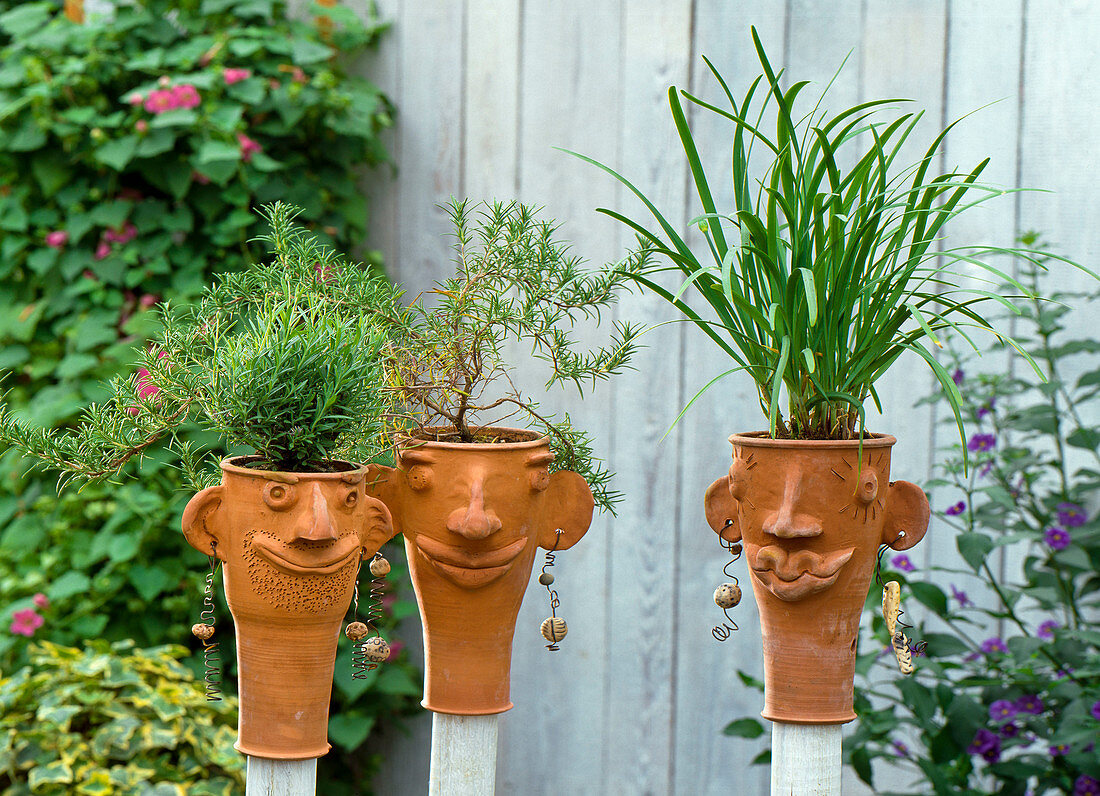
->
left=384, top=199, right=647, bottom=513
left=570, top=28, right=1090, bottom=446
left=0, top=203, right=402, bottom=487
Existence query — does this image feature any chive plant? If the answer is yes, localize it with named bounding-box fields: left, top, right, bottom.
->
left=0, top=203, right=401, bottom=486
left=571, top=28, right=1088, bottom=446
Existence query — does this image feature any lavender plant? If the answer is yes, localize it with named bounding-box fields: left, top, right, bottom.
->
left=383, top=199, right=649, bottom=512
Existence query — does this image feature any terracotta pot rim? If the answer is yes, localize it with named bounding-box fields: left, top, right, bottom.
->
left=398, top=426, right=547, bottom=451
left=219, top=455, right=369, bottom=480
left=728, top=431, right=897, bottom=449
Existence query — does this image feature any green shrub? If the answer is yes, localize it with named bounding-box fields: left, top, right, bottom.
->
left=0, top=640, right=244, bottom=795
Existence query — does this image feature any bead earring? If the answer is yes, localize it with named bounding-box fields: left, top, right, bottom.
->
left=190, top=543, right=222, bottom=701
left=712, top=526, right=743, bottom=642
left=539, top=529, right=568, bottom=650
left=346, top=552, right=391, bottom=678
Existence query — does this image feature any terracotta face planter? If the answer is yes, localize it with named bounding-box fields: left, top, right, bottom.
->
left=704, top=433, right=929, bottom=724
left=367, top=428, right=595, bottom=715
left=182, top=457, right=396, bottom=759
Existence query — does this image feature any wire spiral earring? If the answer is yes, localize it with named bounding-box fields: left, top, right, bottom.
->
left=539, top=529, right=567, bottom=651
left=875, top=541, right=927, bottom=675
left=345, top=552, right=391, bottom=678
left=712, top=522, right=743, bottom=642
left=190, top=543, right=222, bottom=702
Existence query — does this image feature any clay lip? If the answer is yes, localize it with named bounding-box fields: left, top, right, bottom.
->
left=728, top=431, right=897, bottom=449
left=413, top=534, right=528, bottom=588
left=251, top=532, right=362, bottom=575
left=747, top=544, right=855, bottom=602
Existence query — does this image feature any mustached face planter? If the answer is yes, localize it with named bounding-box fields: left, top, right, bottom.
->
left=182, top=457, right=396, bottom=759
left=705, top=433, right=929, bottom=724
left=367, top=428, right=595, bottom=715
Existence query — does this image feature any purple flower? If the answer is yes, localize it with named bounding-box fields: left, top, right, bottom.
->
left=891, top=554, right=915, bottom=573
left=1015, top=695, right=1044, bottom=715
left=976, top=400, right=995, bottom=420
left=989, top=699, right=1017, bottom=722
left=891, top=740, right=909, bottom=758
left=951, top=585, right=972, bottom=608
left=981, top=637, right=1007, bottom=655
left=968, top=433, right=997, bottom=452
left=945, top=500, right=966, bottom=516
left=1044, top=526, right=1071, bottom=551
left=1037, top=620, right=1059, bottom=640
left=1075, top=776, right=1100, bottom=796
left=1049, top=743, right=1070, bottom=757
left=952, top=368, right=964, bottom=386
left=979, top=461, right=994, bottom=478
left=1057, top=502, right=1088, bottom=527
left=969, top=728, right=1001, bottom=763
left=999, top=722, right=1020, bottom=738
left=1090, top=700, right=1100, bottom=721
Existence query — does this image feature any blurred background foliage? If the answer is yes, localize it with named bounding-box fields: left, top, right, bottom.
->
left=0, top=1, right=420, bottom=793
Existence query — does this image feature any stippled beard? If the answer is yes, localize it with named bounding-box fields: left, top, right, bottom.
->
left=242, top=529, right=359, bottom=613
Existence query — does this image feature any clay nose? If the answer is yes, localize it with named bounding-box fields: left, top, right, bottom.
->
left=292, top=483, right=338, bottom=542
left=446, top=480, right=503, bottom=540
left=762, top=507, right=823, bottom=539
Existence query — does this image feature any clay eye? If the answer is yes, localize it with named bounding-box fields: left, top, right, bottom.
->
left=263, top=482, right=297, bottom=511
left=530, top=468, right=550, bottom=492
left=407, top=465, right=432, bottom=491
left=343, top=489, right=359, bottom=509
left=728, top=457, right=751, bottom=500
left=856, top=470, right=879, bottom=504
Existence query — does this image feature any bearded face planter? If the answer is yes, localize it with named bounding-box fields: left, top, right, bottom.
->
left=367, top=428, right=594, bottom=715
left=704, top=433, right=929, bottom=724
left=182, top=457, right=396, bottom=758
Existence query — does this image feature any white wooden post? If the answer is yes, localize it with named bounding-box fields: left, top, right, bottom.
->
left=771, top=722, right=842, bottom=796
left=428, top=713, right=499, bottom=796
left=245, top=757, right=317, bottom=796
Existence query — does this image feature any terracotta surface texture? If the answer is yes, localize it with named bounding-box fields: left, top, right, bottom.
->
left=704, top=433, right=929, bottom=724
left=182, top=457, right=396, bottom=759
left=367, top=428, right=595, bottom=715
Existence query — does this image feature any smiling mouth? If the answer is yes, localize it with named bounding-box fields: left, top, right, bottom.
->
left=748, top=545, right=855, bottom=602
left=252, top=534, right=361, bottom=576
left=414, top=535, right=528, bottom=588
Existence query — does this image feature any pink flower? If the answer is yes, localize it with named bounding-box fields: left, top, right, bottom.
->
left=144, top=89, right=177, bottom=114
left=45, top=230, right=68, bottom=248
left=126, top=92, right=144, bottom=106
left=268, top=78, right=281, bottom=90
left=158, top=75, right=171, bottom=87
left=32, top=593, right=49, bottom=609
left=291, top=66, right=308, bottom=84
left=237, top=132, right=263, bottom=162
left=385, top=640, right=405, bottom=662
left=94, top=241, right=112, bottom=260
left=171, top=83, right=201, bottom=110
left=139, top=293, right=159, bottom=308
left=191, top=170, right=211, bottom=185
left=10, top=608, right=43, bottom=637
left=104, top=222, right=138, bottom=245
left=223, top=67, right=252, bottom=85
left=82, top=269, right=97, bottom=280
left=135, top=119, right=148, bottom=133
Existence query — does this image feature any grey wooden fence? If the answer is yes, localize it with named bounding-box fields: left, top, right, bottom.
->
left=351, top=1, right=1100, bottom=793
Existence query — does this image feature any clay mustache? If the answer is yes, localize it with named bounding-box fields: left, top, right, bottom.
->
left=414, top=534, right=528, bottom=588
left=747, top=543, right=855, bottom=602
left=252, top=533, right=362, bottom=575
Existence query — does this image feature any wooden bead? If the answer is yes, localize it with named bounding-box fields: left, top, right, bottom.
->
left=714, top=583, right=742, bottom=609
left=369, top=555, right=391, bottom=577
left=345, top=621, right=369, bottom=641
left=361, top=636, right=390, bottom=662
left=541, top=617, right=568, bottom=643
left=191, top=623, right=214, bottom=640
left=538, top=572, right=555, bottom=586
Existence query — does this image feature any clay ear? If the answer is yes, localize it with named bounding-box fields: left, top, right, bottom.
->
left=365, top=464, right=403, bottom=538
left=359, top=495, right=397, bottom=557
left=539, top=470, right=595, bottom=550
left=705, top=477, right=741, bottom=543
left=182, top=485, right=226, bottom=559
left=883, top=480, right=930, bottom=551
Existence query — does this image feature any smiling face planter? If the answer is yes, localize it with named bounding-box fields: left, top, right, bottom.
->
left=705, top=433, right=929, bottom=724
left=367, top=428, right=594, bottom=715
left=182, top=457, right=395, bottom=759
